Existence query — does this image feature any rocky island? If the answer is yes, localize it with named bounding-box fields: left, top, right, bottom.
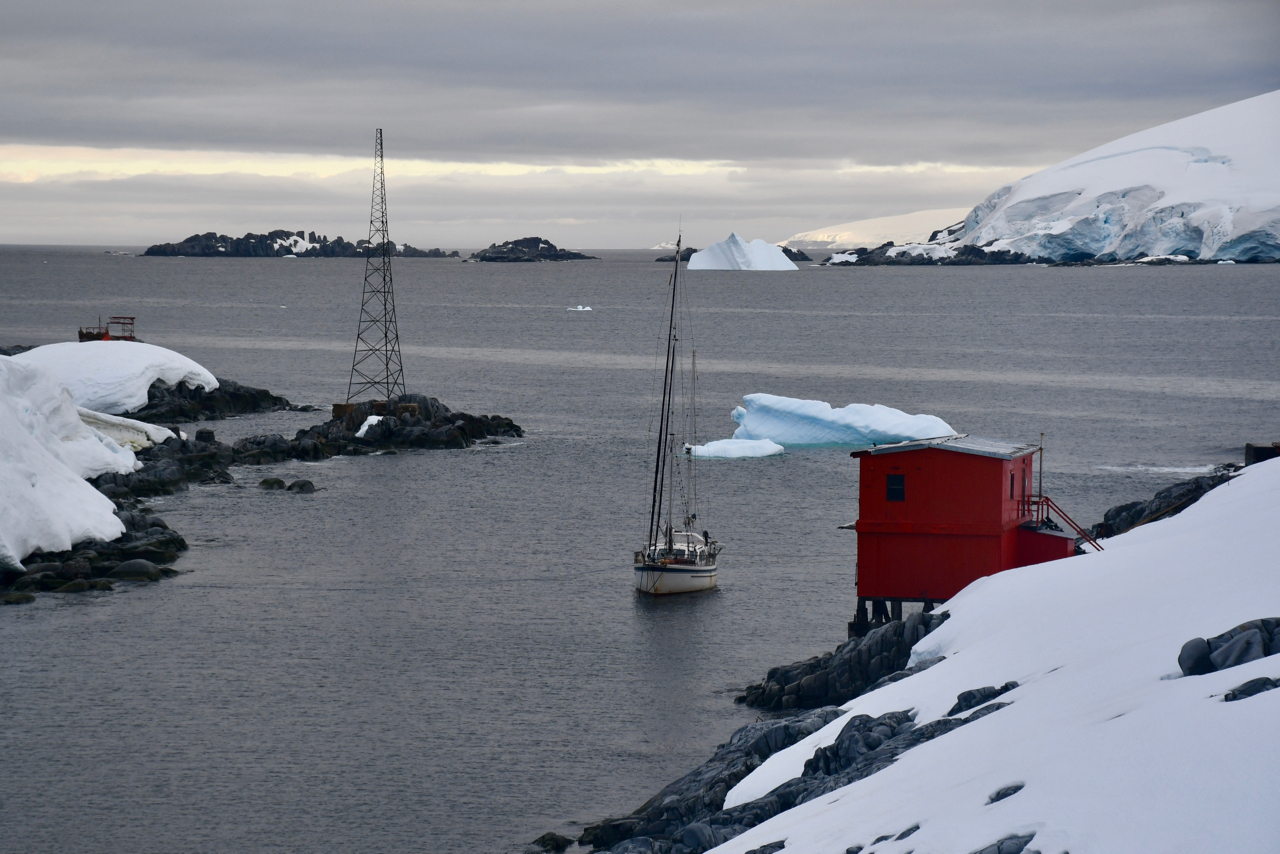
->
left=469, top=236, right=598, bottom=262
left=143, top=230, right=459, bottom=259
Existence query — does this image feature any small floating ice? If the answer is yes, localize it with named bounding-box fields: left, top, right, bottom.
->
left=567, top=305, right=592, bottom=311
left=688, top=438, right=784, bottom=459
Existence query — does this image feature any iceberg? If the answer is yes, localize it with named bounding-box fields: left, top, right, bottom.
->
left=730, top=393, right=953, bottom=448
left=688, top=438, right=784, bottom=459
left=939, top=89, right=1280, bottom=262
left=687, top=233, right=798, bottom=271
left=0, top=357, right=130, bottom=566
left=714, top=457, right=1280, bottom=854
left=14, top=340, right=218, bottom=415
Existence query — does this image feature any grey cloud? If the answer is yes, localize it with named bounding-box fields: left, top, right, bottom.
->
left=2, top=0, right=1277, bottom=165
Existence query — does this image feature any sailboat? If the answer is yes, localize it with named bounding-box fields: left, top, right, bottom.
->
left=634, top=236, right=722, bottom=594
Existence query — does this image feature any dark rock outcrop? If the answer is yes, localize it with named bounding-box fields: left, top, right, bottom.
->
left=655, top=247, right=698, bottom=263
left=947, top=682, right=1018, bottom=716
left=583, top=702, right=1011, bottom=854
left=400, top=245, right=460, bottom=258
left=736, top=611, right=949, bottom=711
left=0, top=344, right=35, bottom=357
left=470, top=237, right=599, bottom=262
left=780, top=247, right=811, bottom=262
left=1178, top=619, right=1280, bottom=677
left=127, top=377, right=297, bottom=423
left=1089, top=467, right=1238, bottom=540
left=968, top=833, right=1037, bottom=854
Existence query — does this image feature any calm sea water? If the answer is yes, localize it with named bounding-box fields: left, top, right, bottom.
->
left=1, top=247, right=1277, bottom=853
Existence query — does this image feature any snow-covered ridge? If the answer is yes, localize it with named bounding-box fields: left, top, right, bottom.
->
left=0, top=358, right=133, bottom=566
left=688, top=234, right=798, bottom=271
left=781, top=208, right=971, bottom=252
left=938, top=90, right=1280, bottom=262
left=712, top=458, right=1280, bottom=854
left=15, top=341, right=218, bottom=415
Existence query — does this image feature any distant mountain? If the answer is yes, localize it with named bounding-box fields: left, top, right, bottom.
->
left=780, top=208, right=971, bottom=252
left=143, top=230, right=457, bottom=258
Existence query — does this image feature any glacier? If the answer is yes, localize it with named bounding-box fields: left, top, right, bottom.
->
left=933, top=89, right=1280, bottom=262
left=729, top=394, right=954, bottom=447
left=711, top=458, right=1280, bottom=854
left=14, top=340, right=218, bottom=415
left=0, top=357, right=133, bottom=566
left=688, top=234, right=798, bottom=271
left=781, top=208, right=971, bottom=252
left=688, top=438, right=784, bottom=459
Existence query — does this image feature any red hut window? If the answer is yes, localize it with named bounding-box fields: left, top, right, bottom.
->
left=886, top=473, right=905, bottom=502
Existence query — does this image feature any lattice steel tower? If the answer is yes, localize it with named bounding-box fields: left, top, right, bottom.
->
left=346, top=128, right=406, bottom=402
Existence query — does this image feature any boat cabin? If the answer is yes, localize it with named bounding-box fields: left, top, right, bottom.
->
left=849, top=434, right=1091, bottom=635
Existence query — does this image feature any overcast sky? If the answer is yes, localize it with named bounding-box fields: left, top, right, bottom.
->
left=2, top=0, right=1278, bottom=247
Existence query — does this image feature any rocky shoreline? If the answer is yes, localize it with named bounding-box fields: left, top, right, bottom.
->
left=2, top=385, right=522, bottom=606
left=541, top=469, right=1251, bottom=854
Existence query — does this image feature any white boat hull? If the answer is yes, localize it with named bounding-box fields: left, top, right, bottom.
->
left=634, top=564, right=718, bottom=595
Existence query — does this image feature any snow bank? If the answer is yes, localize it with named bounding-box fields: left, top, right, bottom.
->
left=75, top=407, right=175, bottom=450
left=688, top=234, right=799, bottom=271
left=729, top=394, right=954, bottom=448
left=688, top=438, right=784, bottom=459
left=14, top=341, right=218, bottom=415
left=781, top=208, right=971, bottom=252
left=715, top=459, right=1280, bottom=854
left=824, top=253, right=858, bottom=266
left=0, top=358, right=129, bottom=566
left=946, top=89, right=1280, bottom=262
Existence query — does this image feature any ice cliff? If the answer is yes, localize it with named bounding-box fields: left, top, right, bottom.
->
left=688, top=234, right=799, bottom=271
left=944, top=89, right=1280, bottom=262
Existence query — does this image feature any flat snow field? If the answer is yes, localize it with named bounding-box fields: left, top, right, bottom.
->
left=714, top=458, right=1280, bottom=854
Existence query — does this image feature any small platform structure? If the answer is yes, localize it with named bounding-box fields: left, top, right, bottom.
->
left=78, top=316, right=136, bottom=342
left=849, top=434, right=1098, bottom=636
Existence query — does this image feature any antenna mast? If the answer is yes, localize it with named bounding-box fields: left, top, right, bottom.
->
left=346, top=128, right=406, bottom=402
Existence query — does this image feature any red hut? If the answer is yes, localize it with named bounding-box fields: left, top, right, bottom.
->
left=849, top=434, right=1098, bottom=636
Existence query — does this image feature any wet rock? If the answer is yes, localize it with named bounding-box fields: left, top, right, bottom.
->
left=737, top=611, right=950, bottom=711
left=195, top=428, right=216, bottom=443
left=286, top=479, right=315, bottom=494
left=90, top=579, right=115, bottom=591
left=1, top=592, right=36, bottom=605
left=260, top=477, right=287, bottom=490
left=1090, top=468, right=1238, bottom=539
left=107, top=559, right=162, bottom=582
left=14, top=573, right=62, bottom=592
left=55, top=579, right=92, bottom=593
left=127, top=377, right=293, bottom=424
left=531, top=831, right=575, bottom=852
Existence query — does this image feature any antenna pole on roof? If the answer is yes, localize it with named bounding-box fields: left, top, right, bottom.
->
left=1038, top=433, right=1045, bottom=500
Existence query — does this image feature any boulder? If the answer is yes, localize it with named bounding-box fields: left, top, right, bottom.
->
left=260, top=478, right=287, bottom=490
left=286, top=479, right=315, bottom=494
left=107, top=559, right=162, bottom=582
left=55, top=579, right=92, bottom=593
left=1, top=592, right=36, bottom=605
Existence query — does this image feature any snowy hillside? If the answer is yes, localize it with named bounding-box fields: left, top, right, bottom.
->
left=945, top=90, right=1280, bottom=261
left=0, top=358, right=133, bottom=566
left=707, top=458, right=1280, bottom=854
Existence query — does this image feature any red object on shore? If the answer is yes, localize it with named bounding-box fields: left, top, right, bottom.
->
left=78, top=316, right=136, bottom=342
left=849, top=434, right=1085, bottom=634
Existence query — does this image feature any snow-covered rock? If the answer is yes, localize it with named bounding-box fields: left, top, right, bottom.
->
left=781, top=208, right=971, bottom=252
left=14, top=341, right=218, bottom=415
left=713, top=458, right=1280, bottom=854
left=75, top=407, right=175, bottom=450
left=729, top=394, right=954, bottom=448
left=688, top=438, right=784, bottom=459
left=0, top=357, right=130, bottom=566
left=947, top=89, right=1280, bottom=262
left=688, top=234, right=799, bottom=271
left=824, top=253, right=859, bottom=266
